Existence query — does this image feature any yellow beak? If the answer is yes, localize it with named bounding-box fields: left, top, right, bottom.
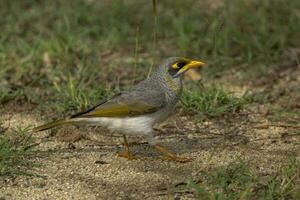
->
left=174, top=59, right=205, bottom=78
left=186, top=60, right=205, bottom=69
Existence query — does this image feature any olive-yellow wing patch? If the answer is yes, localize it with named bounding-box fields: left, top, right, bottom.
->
left=74, top=90, right=166, bottom=118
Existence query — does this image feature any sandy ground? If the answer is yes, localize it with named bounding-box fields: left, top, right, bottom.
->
left=0, top=106, right=299, bottom=199
left=0, top=66, right=299, bottom=199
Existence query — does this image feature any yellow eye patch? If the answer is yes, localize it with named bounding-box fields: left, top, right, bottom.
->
left=171, top=58, right=192, bottom=69
left=172, top=61, right=188, bottom=69
left=172, top=63, right=180, bottom=69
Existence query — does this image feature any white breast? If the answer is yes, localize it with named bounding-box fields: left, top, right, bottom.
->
left=78, top=116, right=155, bottom=136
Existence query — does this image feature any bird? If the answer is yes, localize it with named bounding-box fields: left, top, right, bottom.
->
left=33, top=57, right=205, bottom=162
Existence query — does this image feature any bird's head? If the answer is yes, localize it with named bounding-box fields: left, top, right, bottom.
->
left=162, top=57, right=205, bottom=79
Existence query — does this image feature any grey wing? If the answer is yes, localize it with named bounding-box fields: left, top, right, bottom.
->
left=72, top=89, right=167, bottom=118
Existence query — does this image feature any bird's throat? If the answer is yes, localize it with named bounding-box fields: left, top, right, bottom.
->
left=166, top=76, right=182, bottom=93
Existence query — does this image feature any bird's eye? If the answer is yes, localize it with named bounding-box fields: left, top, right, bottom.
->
left=176, top=62, right=186, bottom=68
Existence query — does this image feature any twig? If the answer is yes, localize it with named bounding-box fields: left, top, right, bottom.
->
left=253, top=123, right=300, bottom=129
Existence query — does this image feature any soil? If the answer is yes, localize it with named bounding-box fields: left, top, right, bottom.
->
left=0, top=65, right=299, bottom=200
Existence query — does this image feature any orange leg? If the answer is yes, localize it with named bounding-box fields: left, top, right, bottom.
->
left=153, top=144, right=192, bottom=163
left=117, top=135, right=137, bottom=160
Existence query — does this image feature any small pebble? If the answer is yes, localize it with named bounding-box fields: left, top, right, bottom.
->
left=95, top=160, right=109, bottom=165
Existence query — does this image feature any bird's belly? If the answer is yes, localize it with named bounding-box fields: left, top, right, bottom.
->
left=82, top=116, right=155, bottom=135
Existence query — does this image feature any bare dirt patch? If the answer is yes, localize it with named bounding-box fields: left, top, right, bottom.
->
left=0, top=81, right=299, bottom=200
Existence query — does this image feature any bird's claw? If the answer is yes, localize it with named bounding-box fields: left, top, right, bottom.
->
left=154, top=144, right=192, bottom=163
left=117, top=151, right=137, bottom=160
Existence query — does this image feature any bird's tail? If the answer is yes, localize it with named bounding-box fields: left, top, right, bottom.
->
left=32, top=119, right=73, bottom=132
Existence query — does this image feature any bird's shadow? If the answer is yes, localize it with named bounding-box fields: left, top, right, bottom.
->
left=34, top=128, right=250, bottom=160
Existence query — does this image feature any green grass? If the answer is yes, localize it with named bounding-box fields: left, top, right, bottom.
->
left=0, top=88, right=21, bottom=104
left=162, top=0, right=300, bottom=77
left=1, top=0, right=299, bottom=108
left=0, top=3, right=298, bottom=199
left=0, top=0, right=299, bottom=188
left=0, top=0, right=299, bottom=114
left=50, top=75, right=111, bottom=115
left=0, top=126, right=40, bottom=177
left=182, top=85, right=250, bottom=118
left=183, top=157, right=300, bottom=200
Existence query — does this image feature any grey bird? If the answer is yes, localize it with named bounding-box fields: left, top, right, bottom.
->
left=33, top=57, right=205, bottom=162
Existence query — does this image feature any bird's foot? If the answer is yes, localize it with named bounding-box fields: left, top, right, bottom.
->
left=117, top=150, right=137, bottom=160
left=154, top=144, right=192, bottom=163
left=117, top=135, right=137, bottom=160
